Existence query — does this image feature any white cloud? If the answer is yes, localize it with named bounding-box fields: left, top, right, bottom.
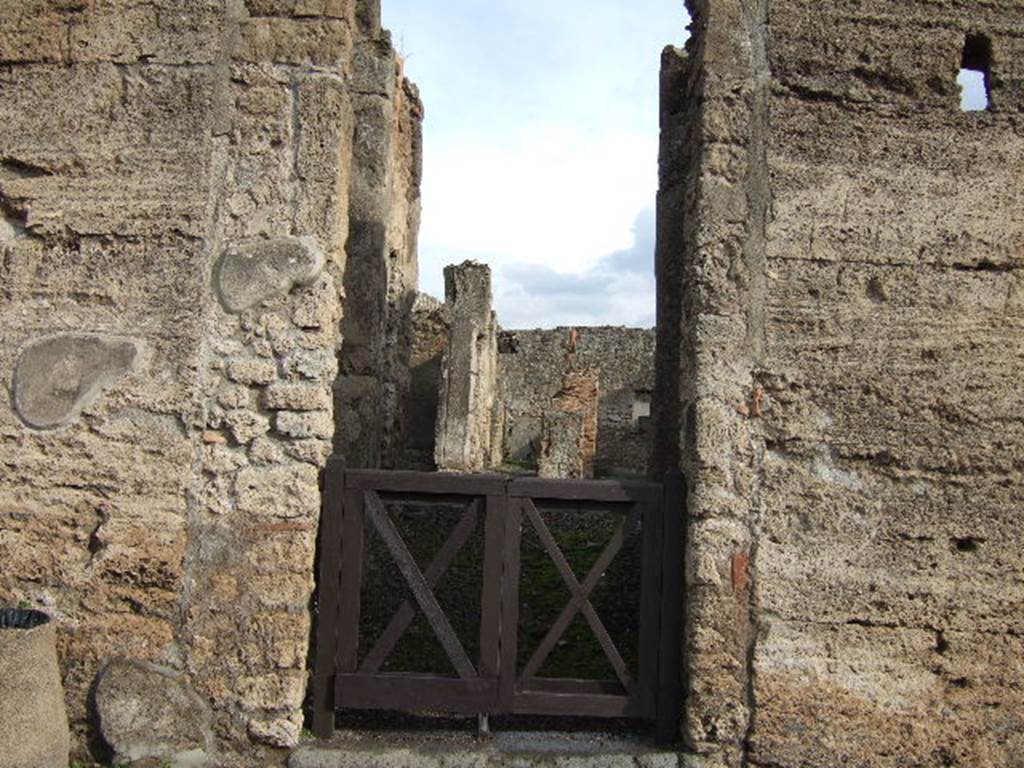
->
left=420, top=126, right=657, bottom=276
left=493, top=208, right=657, bottom=330
left=382, top=0, right=690, bottom=318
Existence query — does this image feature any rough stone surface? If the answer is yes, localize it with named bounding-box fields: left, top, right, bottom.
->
left=216, top=237, right=325, bottom=313
left=0, top=615, right=70, bottom=768
left=289, top=733, right=679, bottom=768
left=95, top=658, right=214, bottom=766
left=12, top=334, right=141, bottom=430
left=551, top=370, right=600, bottom=479
left=334, top=47, right=423, bottom=470
left=434, top=261, right=501, bottom=472
left=538, top=410, right=587, bottom=480
left=0, top=1, right=421, bottom=764
left=397, top=292, right=451, bottom=469
left=655, top=2, right=1024, bottom=766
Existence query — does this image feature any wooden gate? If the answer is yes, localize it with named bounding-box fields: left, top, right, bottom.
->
left=312, top=459, right=684, bottom=742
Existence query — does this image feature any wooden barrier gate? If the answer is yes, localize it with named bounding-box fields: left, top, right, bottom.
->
left=312, top=459, right=684, bottom=742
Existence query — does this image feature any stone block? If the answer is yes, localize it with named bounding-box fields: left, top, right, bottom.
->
left=250, top=437, right=286, bottom=464
left=236, top=17, right=353, bottom=67
left=12, top=334, right=141, bottom=430
left=227, top=357, right=279, bottom=386
left=283, top=439, right=333, bottom=465
left=215, top=237, right=325, bottom=313
left=538, top=410, right=586, bottom=480
left=222, top=409, right=271, bottom=445
left=236, top=464, right=320, bottom=518
left=67, top=0, right=229, bottom=65
left=95, top=658, right=214, bottom=767
left=283, top=348, right=339, bottom=380
left=275, top=410, right=334, bottom=440
left=262, top=382, right=332, bottom=411
left=237, top=670, right=306, bottom=711
left=0, top=1, right=67, bottom=63
left=249, top=713, right=303, bottom=749
left=90, top=512, right=187, bottom=594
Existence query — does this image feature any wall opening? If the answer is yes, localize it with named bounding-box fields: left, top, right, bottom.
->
left=632, top=391, right=652, bottom=430
left=958, top=34, right=992, bottom=111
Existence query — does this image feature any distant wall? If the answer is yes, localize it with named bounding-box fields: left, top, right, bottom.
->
left=498, top=327, right=656, bottom=477
left=398, top=293, right=449, bottom=470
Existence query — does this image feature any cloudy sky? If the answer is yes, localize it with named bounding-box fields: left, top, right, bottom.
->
left=382, top=0, right=690, bottom=329
left=380, top=4, right=989, bottom=330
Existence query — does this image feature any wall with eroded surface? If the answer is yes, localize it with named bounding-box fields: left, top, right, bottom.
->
left=0, top=1, right=419, bottom=764
left=655, top=1, right=1024, bottom=766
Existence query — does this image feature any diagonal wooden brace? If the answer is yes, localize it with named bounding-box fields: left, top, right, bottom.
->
left=365, top=491, right=478, bottom=680
left=520, top=498, right=641, bottom=689
left=360, top=499, right=480, bottom=674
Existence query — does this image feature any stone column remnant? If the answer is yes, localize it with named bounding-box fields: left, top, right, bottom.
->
left=434, top=261, right=500, bottom=472
left=538, top=410, right=586, bottom=479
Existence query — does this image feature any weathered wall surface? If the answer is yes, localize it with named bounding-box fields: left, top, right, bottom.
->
left=500, top=327, right=656, bottom=478
left=398, top=293, right=450, bottom=469
left=0, top=1, right=416, bottom=763
left=657, top=1, right=1024, bottom=766
left=334, top=26, right=423, bottom=470
left=434, top=262, right=501, bottom=473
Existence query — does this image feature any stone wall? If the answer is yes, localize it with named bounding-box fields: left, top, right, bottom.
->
left=334, top=20, right=423, bottom=470
left=398, top=293, right=451, bottom=469
left=499, top=327, right=656, bottom=478
left=656, top=2, right=1024, bottom=767
left=0, top=1, right=417, bottom=763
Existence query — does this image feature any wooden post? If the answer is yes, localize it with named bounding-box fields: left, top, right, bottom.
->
left=312, top=457, right=346, bottom=739
left=656, top=469, right=686, bottom=745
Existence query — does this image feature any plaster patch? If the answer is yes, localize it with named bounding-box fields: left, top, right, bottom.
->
left=12, top=334, right=142, bottom=430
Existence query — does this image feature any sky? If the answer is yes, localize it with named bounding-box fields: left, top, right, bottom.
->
left=380, top=3, right=989, bottom=330
left=381, top=0, right=690, bottom=329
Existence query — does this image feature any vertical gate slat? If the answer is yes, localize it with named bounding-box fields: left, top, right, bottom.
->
left=637, top=498, right=664, bottom=718
left=498, top=499, right=523, bottom=711
left=656, top=469, right=686, bottom=744
left=336, top=485, right=366, bottom=675
left=312, top=458, right=346, bottom=739
left=478, top=491, right=506, bottom=686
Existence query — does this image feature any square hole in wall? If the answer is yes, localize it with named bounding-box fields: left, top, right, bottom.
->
left=959, top=34, right=992, bottom=111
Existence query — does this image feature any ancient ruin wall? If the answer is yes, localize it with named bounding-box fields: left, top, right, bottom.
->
left=500, top=327, right=656, bottom=477
left=0, top=1, right=416, bottom=763
left=657, top=2, right=1024, bottom=766
left=334, top=23, right=423, bottom=470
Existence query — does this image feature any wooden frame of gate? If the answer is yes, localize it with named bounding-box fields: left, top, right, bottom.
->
left=312, top=459, right=684, bottom=743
